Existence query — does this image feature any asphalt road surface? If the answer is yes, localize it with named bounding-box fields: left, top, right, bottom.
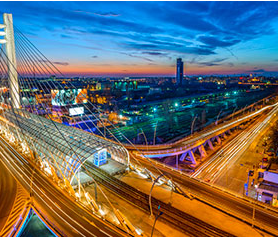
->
left=0, top=135, right=129, bottom=237
left=0, top=158, right=17, bottom=231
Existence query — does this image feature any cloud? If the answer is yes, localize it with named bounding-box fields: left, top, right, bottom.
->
left=121, top=52, right=153, bottom=62
left=3, top=1, right=278, bottom=75
left=53, top=61, right=69, bottom=66
left=194, top=58, right=227, bottom=67
left=60, top=34, right=75, bottom=39
left=197, top=62, right=219, bottom=67
left=198, top=36, right=241, bottom=48
left=123, top=41, right=216, bottom=55
left=252, top=69, right=265, bottom=73
left=159, top=8, right=219, bottom=32
left=92, top=55, right=98, bottom=58
left=38, top=59, right=69, bottom=66
left=93, top=12, right=120, bottom=17
left=248, top=68, right=278, bottom=75
left=74, top=10, right=120, bottom=17
left=142, top=51, right=165, bottom=56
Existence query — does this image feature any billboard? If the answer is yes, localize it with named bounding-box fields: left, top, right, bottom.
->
left=51, top=89, right=87, bottom=106
left=69, top=107, right=84, bottom=116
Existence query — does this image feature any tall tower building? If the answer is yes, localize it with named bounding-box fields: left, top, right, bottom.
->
left=176, top=58, right=184, bottom=86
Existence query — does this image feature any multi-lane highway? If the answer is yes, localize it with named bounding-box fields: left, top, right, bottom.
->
left=191, top=99, right=278, bottom=195
left=84, top=162, right=234, bottom=237
left=0, top=135, right=130, bottom=237
left=192, top=109, right=274, bottom=183
left=136, top=156, right=278, bottom=235
left=131, top=103, right=278, bottom=236
left=0, top=160, right=17, bottom=231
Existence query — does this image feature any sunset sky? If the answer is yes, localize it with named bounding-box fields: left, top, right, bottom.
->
left=1, top=1, right=278, bottom=76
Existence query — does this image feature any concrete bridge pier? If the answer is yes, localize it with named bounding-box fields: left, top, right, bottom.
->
left=180, top=150, right=196, bottom=165
left=188, top=150, right=196, bottom=165
left=198, top=145, right=207, bottom=159
left=216, top=136, right=222, bottom=145
left=207, top=139, right=214, bottom=151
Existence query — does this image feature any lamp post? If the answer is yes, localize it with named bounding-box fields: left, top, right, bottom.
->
left=151, top=205, right=163, bottom=237
left=191, top=115, right=198, bottom=135
left=149, top=174, right=164, bottom=217
left=140, top=128, right=148, bottom=149
left=252, top=201, right=256, bottom=228
left=153, top=120, right=158, bottom=145
left=232, top=106, right=238, bottom=119
left=215, top=109, right=222, bottom=125
left=243, top=104, right=248, bottom=114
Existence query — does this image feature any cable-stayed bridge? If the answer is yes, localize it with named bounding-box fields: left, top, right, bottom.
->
left=1, top=13, right=278, bottom=237
left=0, top=13, right=153, bottom=237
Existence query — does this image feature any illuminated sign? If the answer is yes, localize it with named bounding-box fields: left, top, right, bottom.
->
left=51, top=89, right=87, bottom=106
left=69, top=107, right=84, bottom=116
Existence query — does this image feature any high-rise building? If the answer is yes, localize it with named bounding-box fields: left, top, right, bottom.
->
left=176, top=58, right=184, bottom=86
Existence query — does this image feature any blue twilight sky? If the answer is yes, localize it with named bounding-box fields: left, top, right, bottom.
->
left=1, top=1, right=278, bottom=76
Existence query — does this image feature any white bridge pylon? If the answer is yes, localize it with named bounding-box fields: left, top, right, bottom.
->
left=0, top=13, right=20, bottom=109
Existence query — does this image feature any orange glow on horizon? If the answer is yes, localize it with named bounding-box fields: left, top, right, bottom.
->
left=18, top=62, right=269, bottom=77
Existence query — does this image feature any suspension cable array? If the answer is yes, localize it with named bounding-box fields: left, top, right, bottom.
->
left=0, top=17, right=147, bottom=234
left=0, top=15, right=184, bottom=235
left=11, top=23, right=177, bottom=185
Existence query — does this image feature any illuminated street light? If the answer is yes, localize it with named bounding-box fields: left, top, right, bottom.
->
left=151, top=205, right=163, bottom=237
left=153, top=107, right=157, bottom=112
left=174, top=102, right=178, bottom=107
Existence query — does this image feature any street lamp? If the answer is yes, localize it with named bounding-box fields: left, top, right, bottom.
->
left=140, top=128, right=148, bottom=149
left=153, top=120, right=158, bottom=145
left=174, top=102, right=178, bottom=107
left=149, top=174, right=164, bottom=217
left=215, top=109, right=223, bottom=125
left=232, top=106, right=238, bottom=119
left=191, top=115, right=198, bottom=135
left=151, top=205, right=163, bottom=237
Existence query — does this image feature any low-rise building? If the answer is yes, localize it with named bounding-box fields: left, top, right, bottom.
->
left=256, top=162, right=278, bottom=207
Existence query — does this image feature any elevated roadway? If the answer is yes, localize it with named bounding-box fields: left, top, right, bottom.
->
left=0, top=160, right=17, bottom=231
left=126, top=102, right=277, bottom=161
left=129, top=102, right=278, bottom=236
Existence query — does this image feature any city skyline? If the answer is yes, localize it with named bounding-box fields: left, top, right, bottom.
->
left=1, top=1, right=278, bottom=76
